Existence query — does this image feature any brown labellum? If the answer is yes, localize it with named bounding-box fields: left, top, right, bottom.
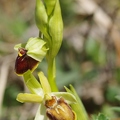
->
left=45, top=96, right=75, bottom=120
left=15, top=48, right=39, bottom=75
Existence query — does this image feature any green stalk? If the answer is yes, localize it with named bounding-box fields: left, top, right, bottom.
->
left=47, top=58, right=58, bottom=92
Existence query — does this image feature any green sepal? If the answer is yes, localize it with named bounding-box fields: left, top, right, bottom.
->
left=26, top=38, right=48, bottom=62
left=17, top=93, right=43, bottom=103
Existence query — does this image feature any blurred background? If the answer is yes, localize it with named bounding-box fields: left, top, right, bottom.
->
left=0, top=0, right=120, bottom=120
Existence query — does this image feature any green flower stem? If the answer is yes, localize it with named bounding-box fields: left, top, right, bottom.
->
left=47, top=58, right=58, bottom=92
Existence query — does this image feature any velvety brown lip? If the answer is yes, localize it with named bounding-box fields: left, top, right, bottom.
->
left=15, top=48, right=39, bottom=75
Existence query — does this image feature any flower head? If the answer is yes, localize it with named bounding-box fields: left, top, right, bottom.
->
left=14, top=37, right=48, bottom=75
left=16, top=70, right=77, bottom=120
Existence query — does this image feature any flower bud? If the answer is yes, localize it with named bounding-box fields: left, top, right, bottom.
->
left=35, top=0, right=63, bottom=59
left=35, top=0, right=50, bottom=40
left=44, top=0, right=56, bottom=16
left=48, top=0, right=63, bottom=58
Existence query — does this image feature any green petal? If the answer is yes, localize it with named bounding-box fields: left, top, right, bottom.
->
left=50, top=92, right=76, bottom=104
left=23, top=70, right=44, bottom=96
left=14, top=43, right=26, bottom=51
left=17, top=93, right=43, bottom=103
left=38, top=72, right=51, bottom=94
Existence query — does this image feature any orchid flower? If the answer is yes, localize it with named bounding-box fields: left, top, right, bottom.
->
left=16, top=70, right=77, bottom=120
left=14, top=37, right=48, bottom=76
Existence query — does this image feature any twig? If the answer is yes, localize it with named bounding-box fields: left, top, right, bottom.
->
left=0, top=54, right=15, bottom=116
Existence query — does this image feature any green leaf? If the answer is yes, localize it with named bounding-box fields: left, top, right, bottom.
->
left=111, top=107, right=120, bottom=112
left=98, top=45, right=106, bottom=65
left=96, top=113, right=110, bottom=120
left=85, top=38, right=99, bottom=64
left=85, top=38, right=99, bottom=56
left=106, top=86, right=120, bottom=102
left=115, top=95, right=120, bottom=101
left=65, top=85, right=88, bottom=120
